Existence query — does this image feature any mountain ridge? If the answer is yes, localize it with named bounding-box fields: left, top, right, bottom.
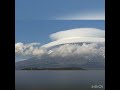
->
left=15, top=56, right=105, bottom=70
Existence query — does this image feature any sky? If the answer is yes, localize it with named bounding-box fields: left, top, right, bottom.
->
left=16, top=0, right=105, bottom=44
left=16, top=0, right=105, bottom=20
left=15, top=0, right=105, bottom=61
left=16, top=20, right=105, bottom=44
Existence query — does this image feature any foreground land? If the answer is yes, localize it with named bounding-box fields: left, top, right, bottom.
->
left=21, top=67, right=86, bottom=70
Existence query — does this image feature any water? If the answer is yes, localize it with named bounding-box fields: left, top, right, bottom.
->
left=15, top=70, right=105, bottom=90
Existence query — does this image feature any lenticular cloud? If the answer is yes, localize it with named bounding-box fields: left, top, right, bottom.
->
left=50, top=28, right=104, bottom=41
left=15, top=28, right=105, bottom=62
left=42, top=28, right=105, bottom=48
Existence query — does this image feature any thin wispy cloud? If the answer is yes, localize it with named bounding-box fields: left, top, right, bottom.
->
left=16, top=0, right=105, bottom=20
left=54, top=11, right=105, bottom=20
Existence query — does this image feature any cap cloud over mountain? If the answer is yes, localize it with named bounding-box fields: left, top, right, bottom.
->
left=15, top=28, right=105, bottom=69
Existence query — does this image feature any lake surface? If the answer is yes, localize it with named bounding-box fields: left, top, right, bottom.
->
left=15, top=70, right=105, bottom=90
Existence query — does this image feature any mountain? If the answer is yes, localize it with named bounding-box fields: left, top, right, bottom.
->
left=15, top=56, right=105, bottom=70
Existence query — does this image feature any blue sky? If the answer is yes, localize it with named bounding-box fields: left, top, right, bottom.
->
left=16, top=20, right=105, bottom=45
left=16, top=0, right=105, bottom=45
left=16, top=0, right=105, bottom=20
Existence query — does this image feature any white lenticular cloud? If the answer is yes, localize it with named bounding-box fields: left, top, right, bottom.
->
left=50, top=28, right=104, bottom=40
left=42, top=28, right=105, bottom=48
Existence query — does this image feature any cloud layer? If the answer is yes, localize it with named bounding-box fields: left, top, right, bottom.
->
left=15, top=42, right=105, bottom=63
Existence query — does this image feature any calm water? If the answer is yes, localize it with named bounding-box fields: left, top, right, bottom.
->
left=15, top=70, right=105, bottom=90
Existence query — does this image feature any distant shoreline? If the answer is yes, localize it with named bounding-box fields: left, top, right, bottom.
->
left=21, top=67, right=86, bottom=70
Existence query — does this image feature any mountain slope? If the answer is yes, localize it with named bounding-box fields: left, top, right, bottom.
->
left=15, top=56, right=105, bottom=70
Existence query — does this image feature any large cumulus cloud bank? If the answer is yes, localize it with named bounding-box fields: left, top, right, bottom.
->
left=15, top=42, right=105, bottom=63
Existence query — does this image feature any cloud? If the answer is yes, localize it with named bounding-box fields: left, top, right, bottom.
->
left=15, top=42, right=46, bottom=57
left=55, top=11, right=105, bottom=20
left=15, top=42, right=105, bottom=63
left=50, top=28, right=104, bottom=40
left=15, top=28, right=105, bottom=63
left=15, top=42, right=105, bottom=58
left=42, top=28, right=105, bottom=48
left=50, top=43, right=104, bottom=56
left=49, top=42, right=105, bottom=63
